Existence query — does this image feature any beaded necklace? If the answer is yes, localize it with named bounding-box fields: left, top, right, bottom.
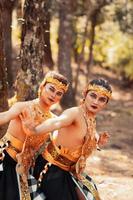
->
left=75, top=105, right=97, bottom=178
left=81, top=105, right=96, bottom=155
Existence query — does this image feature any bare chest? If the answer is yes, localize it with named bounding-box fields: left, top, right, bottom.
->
left=7, top=118, right=26, bottom=141
left=55, top=123, right=86, bottom=148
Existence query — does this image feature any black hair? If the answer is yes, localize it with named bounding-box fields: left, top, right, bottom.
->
left=82, top=78, right=112, bottom=103
left=45, top=71, right=69, bottom=86
left=38, top=71, right=69, bottom=97
left=89, top=78, right=112, bottom=94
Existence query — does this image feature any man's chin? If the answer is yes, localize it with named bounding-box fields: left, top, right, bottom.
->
left=47, top=100, right=55, bottom=106
left=89, top=108, right=98, bottom=114
left=41, top=99, right=52, bottom=107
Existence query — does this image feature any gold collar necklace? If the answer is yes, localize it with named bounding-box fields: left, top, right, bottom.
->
left=80, top=104, right=96, bottom=154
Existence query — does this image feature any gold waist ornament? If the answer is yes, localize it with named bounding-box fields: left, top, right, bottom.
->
left=0, top=133, right=23, bottom=161
left=42, top=142, right=76, bottom=171
left=38, top=142, right=76, bottom=186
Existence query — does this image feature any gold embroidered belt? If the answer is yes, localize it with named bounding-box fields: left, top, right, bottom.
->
left=0, top=133, right=23, bottom=161
left=42, top=142, right=75, bottom=171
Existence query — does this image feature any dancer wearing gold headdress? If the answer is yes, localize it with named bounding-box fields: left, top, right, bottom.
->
left=24, top=78, right=112, bottom=200
left=0, top=71, right=69, bottom=200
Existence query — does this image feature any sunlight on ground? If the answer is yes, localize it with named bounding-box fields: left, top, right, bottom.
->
left=86, top=149, right=133, bottom=200
left=96, top=176, right=133, bottom=200
left=112, top=88, right=132, bottom=101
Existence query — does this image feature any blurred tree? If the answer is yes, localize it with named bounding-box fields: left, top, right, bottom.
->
left=0, top=1, right=8, bottom=136
left=1, top=0, right=17, bottom=87
left=74, top=14, right=90, bottom=94
left=58, top=0, right=76, bottom=108
left=113, top=0, right=133, bottom=84
left=114, top=0, right=133, bottom=35
left=93, top=0, right=133, bottom=84
left=15, top=0, right=53, bottom=101
left=73, top=0, right=113, bottom=90
left=86, top=0, right=113, bottom=79
left=43, top=0, right=54, bottom=69
left=114, top=36, right=133, bottom=85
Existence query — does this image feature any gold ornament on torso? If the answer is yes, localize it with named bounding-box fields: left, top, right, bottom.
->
left=16, top=100, right=53, bottom=180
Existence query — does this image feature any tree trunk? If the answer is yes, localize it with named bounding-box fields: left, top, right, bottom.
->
left=15, top=0, right=52, bottom=101
left=43, top=0, right=54, bottom=69
left=58, top=0, right=76, bottom=108
left=85, top=0, right=112, bottom=83
left=74, top=15, right=89, bottom=95
left=86, top=19, right=96, bottom=83
left=2, top=0, right=17, bottom=87
left=0, top=2, right=8, bottom=136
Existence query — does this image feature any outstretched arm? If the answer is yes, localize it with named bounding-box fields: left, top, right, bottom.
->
left=24, top=107, right=77, bottom=135
left=0, top=102, right=25, bottom=125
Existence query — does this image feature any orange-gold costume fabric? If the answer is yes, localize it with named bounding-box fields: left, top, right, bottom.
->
left=42, top=140, right=82, bottom=172
left=16, top=100, right=53, bottom=177
left=0, top=133, right=23, bottom=161
left=15, top=100, right=53, bottom=200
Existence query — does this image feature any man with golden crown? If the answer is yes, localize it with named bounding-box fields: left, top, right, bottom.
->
left=0, top=71, right=69, bottom=200
left=23, top=78, right=112, bottom=200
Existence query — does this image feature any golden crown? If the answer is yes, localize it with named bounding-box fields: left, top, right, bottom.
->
left=44, top=77, right=69, bottom=92
left=87, top=84, right=112, bottom=99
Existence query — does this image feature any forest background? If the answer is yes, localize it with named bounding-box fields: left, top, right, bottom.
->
left=0, top=0, right=133, bottom=199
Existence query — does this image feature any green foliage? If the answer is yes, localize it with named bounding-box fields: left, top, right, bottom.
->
left=116, top=38, right=133, bottom=80
left=90, top=1, right=133, bottom=81
left=93, top=20, right=133, bottom=80
left=114, top=0, right=133, bottom=35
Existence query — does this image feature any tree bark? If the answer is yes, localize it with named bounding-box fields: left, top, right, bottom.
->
left=43, top=0, right=54, bottom=69
left=2, top=0, right=17, bottom=87
left=86, top=18, right=96, bottom=83
left=15, top=0, right=52, bottom=101
left=0, top=1, right=8, bottom=136
left=58, top=0, right=76, bottom=108
left=74, top=15, right=90, bottom=95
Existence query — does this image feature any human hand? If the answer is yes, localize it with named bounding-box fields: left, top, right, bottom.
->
left=19, top=108, right=37, bottom=135
left=98, top=132, right=110, bottom=146
left=22, top=119, right=37, bottom=136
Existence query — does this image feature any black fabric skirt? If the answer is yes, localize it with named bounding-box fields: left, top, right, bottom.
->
left=33, top=155, right=79, bottom=200
left=0, top=151, right=20, bottom=200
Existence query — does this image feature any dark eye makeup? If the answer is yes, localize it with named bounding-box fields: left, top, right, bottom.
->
left=89, top=92, right=107, bottom=103
left=47, top=85, right=63, bottom=97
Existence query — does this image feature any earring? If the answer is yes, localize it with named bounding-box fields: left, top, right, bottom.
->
left=80, top=98, right=85, bottom=105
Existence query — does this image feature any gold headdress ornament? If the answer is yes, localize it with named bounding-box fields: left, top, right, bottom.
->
left=87, top=84, right=112, bottom=99
left=42, top=77, right=69, bottom=92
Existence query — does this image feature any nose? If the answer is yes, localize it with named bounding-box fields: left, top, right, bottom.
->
left=51, top=92, right=57, bottom=98
left=93, top=98, right=99, bottom=104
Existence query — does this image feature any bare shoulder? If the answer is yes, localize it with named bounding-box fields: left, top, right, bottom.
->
left=48, top=111, right=56, bottom=118
left=62, top=106, right=79, bottom=117
left=12, top=101, right=31, bottom=111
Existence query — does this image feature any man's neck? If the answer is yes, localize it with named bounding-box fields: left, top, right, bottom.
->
left=80, top=103, right=95, bottom=118
left=37, top=98, right=50, bottom=113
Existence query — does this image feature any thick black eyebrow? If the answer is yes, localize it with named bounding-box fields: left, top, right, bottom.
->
left=48, top=85, right=55, bottom=90
left=49, top=85, right=63, bottom=94
left=89, top=92, right=97, bottom=95
left=99, top=96, right=108, bottom=101
left=57, top=91, right=63, bottom=94
left=89, top=91, right=108, bottom=100
left=99, top=96, right=107, bottom=100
